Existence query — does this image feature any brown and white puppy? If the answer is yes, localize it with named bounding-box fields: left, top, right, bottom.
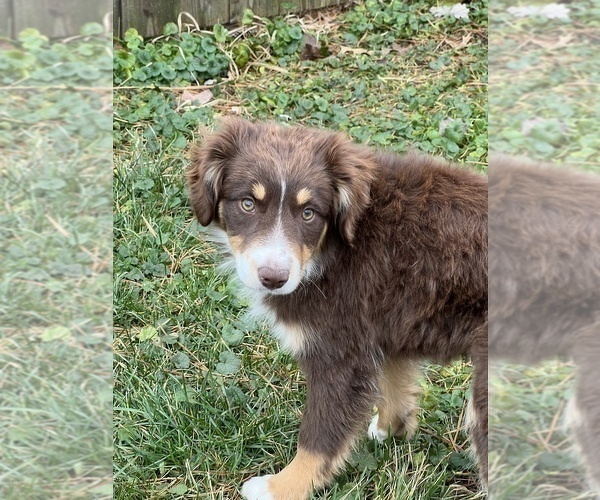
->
left=489, top=155, right=600, bottom=494
left=188, top=118, right=488, bottom=499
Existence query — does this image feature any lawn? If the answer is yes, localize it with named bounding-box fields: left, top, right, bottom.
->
left=489, top=0, right=600, bottom=497
left=489, top=0, right=600, bottom=169
left=113, top=1, right=487, bottom=498
left=0, top=26, right=113, bottom=498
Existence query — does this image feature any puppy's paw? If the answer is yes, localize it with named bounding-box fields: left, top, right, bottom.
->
left=241, top=475, right=274, bottom=500
left=368, top=414, right=390, bottom=442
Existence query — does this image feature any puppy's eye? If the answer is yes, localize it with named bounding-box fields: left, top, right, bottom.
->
left=240, top=198, right=255, bottom=212
left=301, top=208, right=315, bottom=221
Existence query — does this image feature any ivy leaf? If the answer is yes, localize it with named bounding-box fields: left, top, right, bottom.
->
left=288, top=25, right=304, bottom=41
left=123, top=28, right=143, bottom=50
left=222, top=323, right=244, bottom=347
left=163, top=22, right=179, bottom=37
left=160, top=66, right=176, bottom=81
left=40, top=326, right=71, bottom=342
left=169, top=484, right=188, bottom=495
left=114, top=50, right=136, bottom=69
left=215, top=351, right=241, bottom=375
left=172, top=352, right=191, bottom=369
left=314, top=96, right=329, bottom=112
left=242, top=9, right=255, bottom=25
left=137, top=325, right=158, bottom=341
left=134, top=178, right=154, bottom=191
left=173, top=385, right=198, bottom=403
left=225, top=384, right=248, bottom=405
left=200, top=37, right=217, bottom=54
left=18, top=28, right=49, bottom=50
left=171, top=135, right=188, bottom=150
left=213, top=24, right=228, bottom=44
left=76, top=65, right=101, bottom=80
left=80, top=23, right=104, bottom=36
left=348, top=449, right=378, bottom=471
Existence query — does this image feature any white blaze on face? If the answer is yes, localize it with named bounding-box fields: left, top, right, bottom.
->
left=230, top=180, right=305, bottom=295
left=278, top=181, right=287, bottom=222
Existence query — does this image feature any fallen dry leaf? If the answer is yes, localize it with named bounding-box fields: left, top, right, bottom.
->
left=391, top=42, right=411, bottom=54
left=338, top=46, right=370, bottom=55
left=530, top=33, right=575, bottom=50
left=445, top=33, right=473, bottom=50
left=180, top=89, right=213, bottom=107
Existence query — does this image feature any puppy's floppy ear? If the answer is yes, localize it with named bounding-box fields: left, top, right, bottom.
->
left=187, top=118, right=254, bottom=226
left=320, top=132, right=376, bottom=244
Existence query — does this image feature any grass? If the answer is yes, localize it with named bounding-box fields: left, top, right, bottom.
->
left=113, top=1, right=487, bottom=498
left=489, top=362, right=597, bottom=499
left=0, top=27, right=112, bottom=498
left=488, top=0, right=600, bottom=497
left=489, top=0, right=600, bottom=169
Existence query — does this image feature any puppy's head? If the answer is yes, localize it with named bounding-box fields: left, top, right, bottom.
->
left=188, top=118, right=375, bottom=295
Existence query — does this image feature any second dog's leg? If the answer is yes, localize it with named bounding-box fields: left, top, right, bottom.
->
left=241, top=355, right=377, bottom=500
left=470, top=335, right=488, bottom=487
left=572, top=338, right=600, bottom=494
left=368, top=358, right=421, bottom=442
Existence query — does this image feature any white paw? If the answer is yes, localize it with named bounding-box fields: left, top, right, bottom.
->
left=368, top=414, right=390, bottom=443
left=563, top=396, right=583, bottom=432
left=241, top=474, right=274, bottom=500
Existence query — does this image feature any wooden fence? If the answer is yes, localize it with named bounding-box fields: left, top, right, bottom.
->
left=114, top=0, right=344, bottom=38
left=0, top=0, right=342, bottom=40
left=0, top=0, right=111, bottom=39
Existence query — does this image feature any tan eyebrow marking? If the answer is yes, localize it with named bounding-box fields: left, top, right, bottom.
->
left=296, top=187, right=312, bottom=206
left=252, top=183, right=266, bottom=201
left=228, top=235, right=244, bottom=255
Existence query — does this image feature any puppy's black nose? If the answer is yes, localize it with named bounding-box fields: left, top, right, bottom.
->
left=258, top=267, right=289, bottom=290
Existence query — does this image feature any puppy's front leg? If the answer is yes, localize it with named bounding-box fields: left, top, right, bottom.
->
left=242, top=358, right=377, bottom=500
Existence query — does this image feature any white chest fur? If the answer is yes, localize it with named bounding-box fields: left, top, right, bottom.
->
left=249, top=299, right=308, bottom=357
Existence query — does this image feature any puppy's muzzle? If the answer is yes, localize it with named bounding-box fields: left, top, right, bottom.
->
left=258, top=266, right=290, bottom=290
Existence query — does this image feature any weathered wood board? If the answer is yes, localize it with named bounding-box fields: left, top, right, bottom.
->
left=115, top=0, right=343, bottom=38
left=0, top=0, right=339, bottom=39
left=0, top=0, right=110, bottom=39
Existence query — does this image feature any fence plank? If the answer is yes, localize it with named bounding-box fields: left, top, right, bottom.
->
left=0, top=0, right=12, bottom=38
left=304, top=0, right=341, bottom=10
left=245, top=0, right=274, bottom=18
left=113, top=0, right=122, bottom=37
left=229, top=0, right=249, bottom=24
left=120, top=0, right=180, bottom=38
left=180, top=0, right=229, bottom=28
left=227, top=0, right=339, bottom=25
left=11, top=0, right=110, bottom=38
left=115, top=0, right=343, bottom=37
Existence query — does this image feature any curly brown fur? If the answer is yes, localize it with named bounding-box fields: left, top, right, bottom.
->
left=489, top=154, right=600, bottom=493
left=188, top=119, right=488, bottom=499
